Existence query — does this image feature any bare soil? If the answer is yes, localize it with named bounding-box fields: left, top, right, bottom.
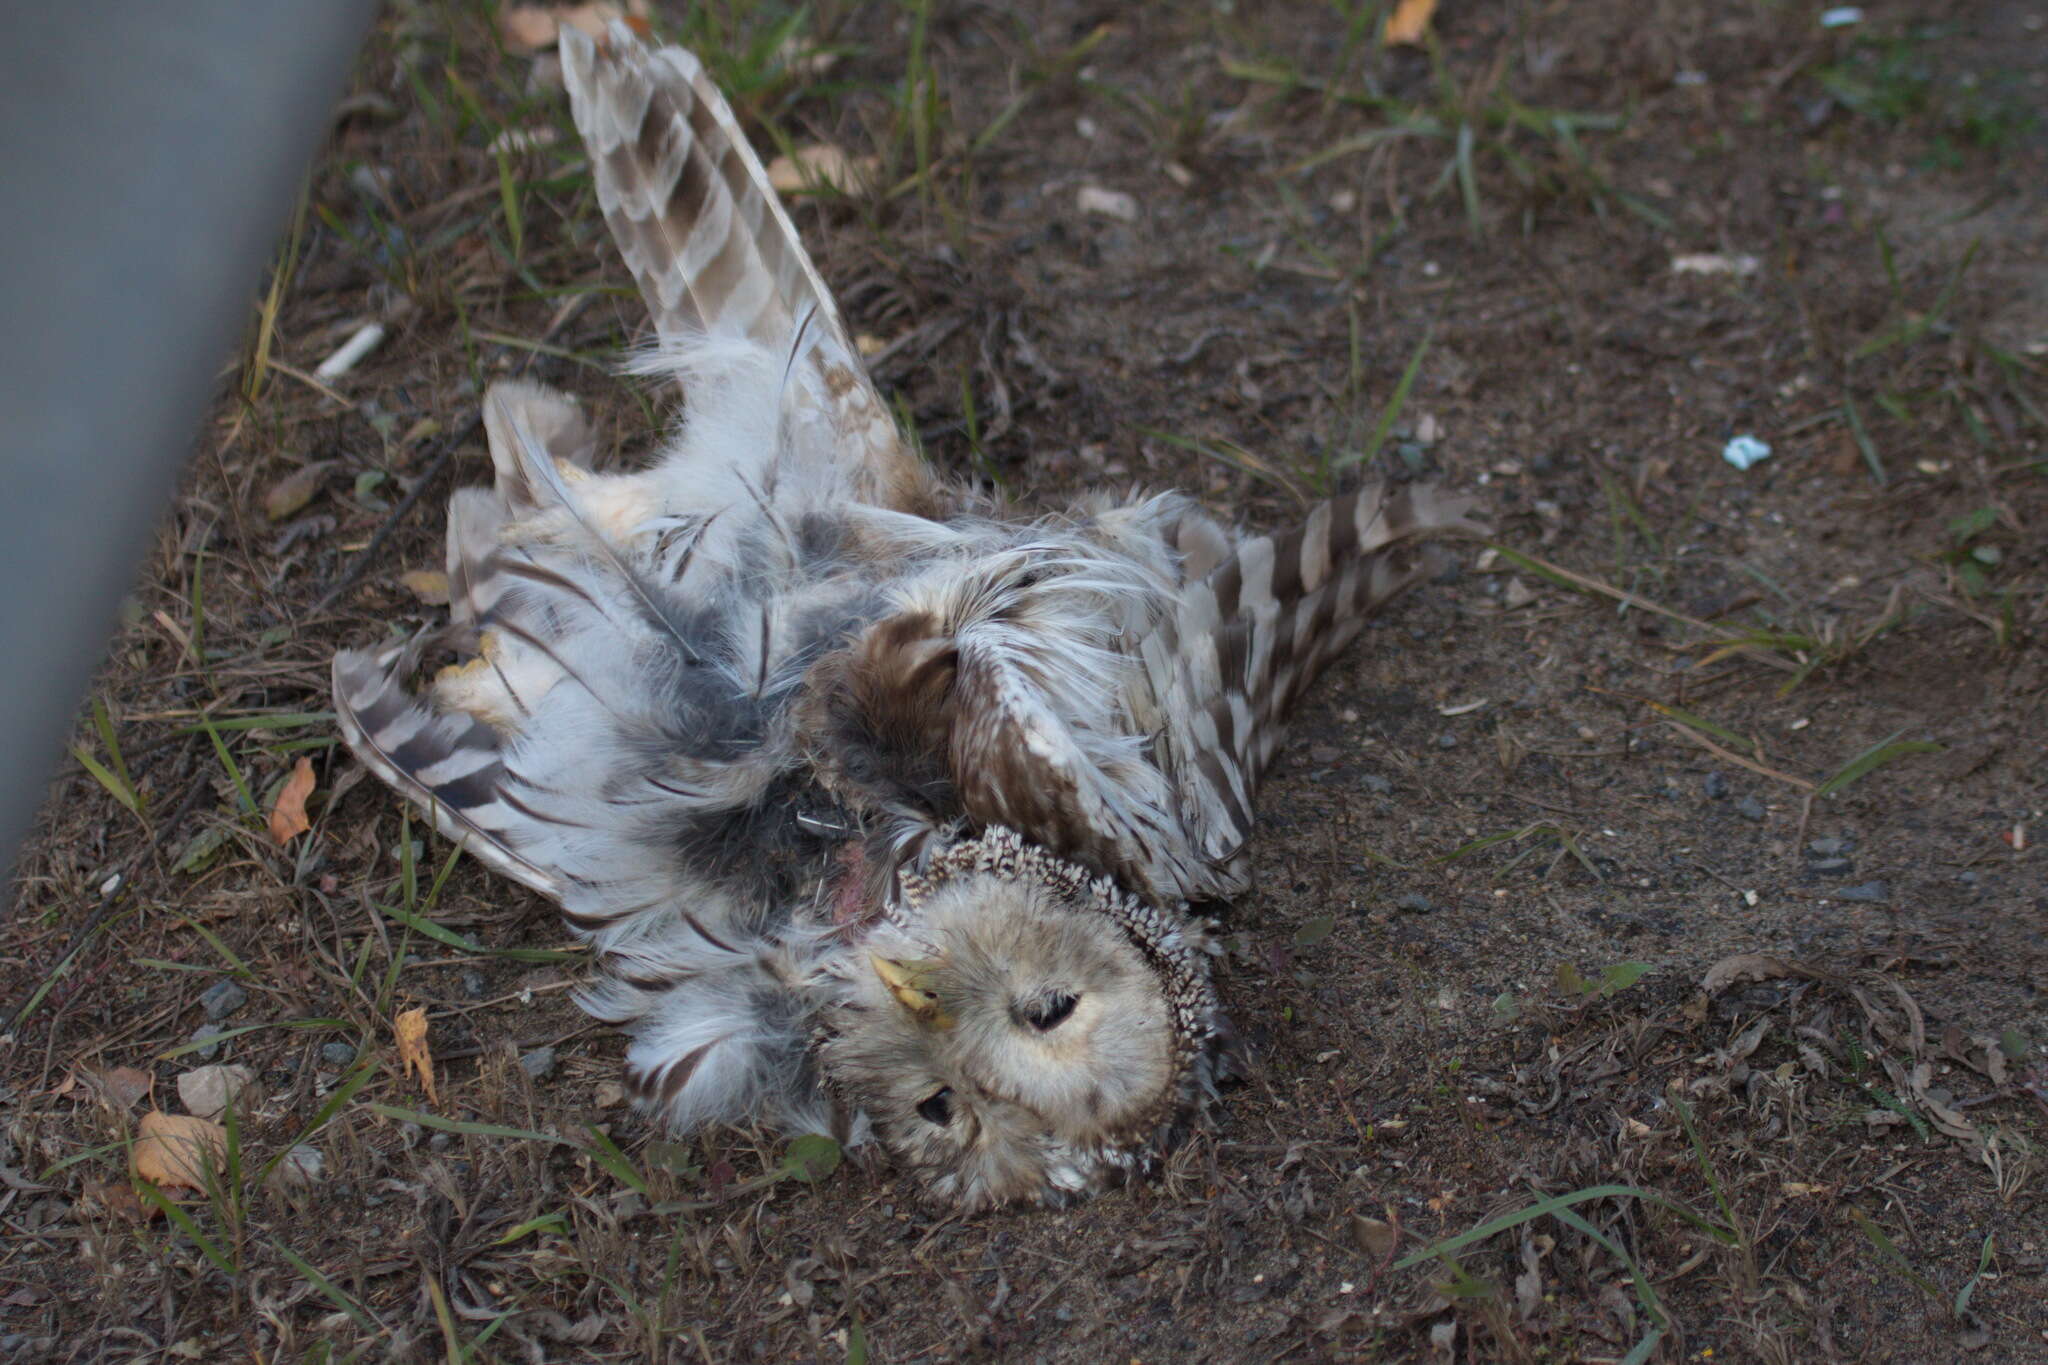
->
left=4, top=1, right=2045, bottom=1361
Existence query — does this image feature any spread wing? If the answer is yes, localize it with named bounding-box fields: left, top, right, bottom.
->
left=559, top=23, right=930, bottom=513
left=332, top=381, right=877, bottom=1134
left=1141, top=483, right=1487, bottom=895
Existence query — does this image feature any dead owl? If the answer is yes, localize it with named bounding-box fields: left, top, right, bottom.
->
left=331, top=23, right=1482, bottom=1209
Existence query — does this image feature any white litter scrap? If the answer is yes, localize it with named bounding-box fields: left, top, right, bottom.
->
left=1819, top=7, right=1864, bottom=28
left=1722, top=434, right=1772, bottom=470
left=314, top=322, right=387, bottom=381
left=1076, top=185, right=1139, bottom=222
left=1672, top=252, right=1760, bottom=277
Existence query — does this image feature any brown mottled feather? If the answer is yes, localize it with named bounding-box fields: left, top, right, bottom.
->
left=559, top=24, right=931, bottom=513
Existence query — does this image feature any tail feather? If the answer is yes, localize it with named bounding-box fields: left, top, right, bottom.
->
left=1144, top=484, right=1486, bottom=890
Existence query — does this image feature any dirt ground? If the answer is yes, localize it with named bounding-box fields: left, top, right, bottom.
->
left=3, top=1, right=2044, bottom=1360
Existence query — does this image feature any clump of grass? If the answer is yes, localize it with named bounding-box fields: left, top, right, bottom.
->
left=1813, top=27, right=2036, bottom=168
left=1223, top=23, right=1663, bottom=237
left=1398, top=1180, right=1740, bottom=1361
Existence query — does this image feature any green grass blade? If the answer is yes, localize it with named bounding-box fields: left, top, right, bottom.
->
left=583, top=1125, right=651, bottom=1196
left=73, top=743, right=144, bottom=818
left=495, top=147, right=524, bottom=262
left=1341, top=325, right=1432, bottom=470
left=275, top=1240, right=381, bottom=1331
left=157, top=1016, right=351, bottom=1061
left=1846, top=1206, right=1944, bottom=1307
left=1954, top=1234, right=1994, bottom=1318
left=1814, top=729, right=1942, bottom=798
left=137, top=1182, right=238, bottom=1279
left=1395, top=1184, right=1732, bottom=1270
left=1842, top=394, right=1886, bottom=486
left=1643, top=700, right=1752, bottom=755
left=199, top=718, right=257, bottom=816
left=364, top=1103, right=571, bottom=1146
left=261, top=1061, right=379, bottom=1183
left=495, top=1211, right=569, bottom=1245
left=1454, top=121, right=1481, bottom=234
left=91, top=698, right=139, bottom=809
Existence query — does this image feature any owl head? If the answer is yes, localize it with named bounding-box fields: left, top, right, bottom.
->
left=815, top=829, right=1227, bottom=1209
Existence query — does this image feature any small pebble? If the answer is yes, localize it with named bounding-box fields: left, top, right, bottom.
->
left=321, top=1042, right=357, bottom=1068
left=1702, top=772, right=1729, bottom=799
left=460, top=969, right=487, bottom=1000
left=1958, top=870, right=1978, bottom=885
left=199, top=980, right=248, bottom=1022
left=1808, top=836, right=1853, bottom=856
left=271, top=1144, right=325, bottom=1188
left=1435, top=733, right=1457, bottom=750
left=1395, top=893, right=1434, bottom=915
left=428, top=1132, right=453, bottom=1153
left=1835, top=882, right=1888, bottom=902
left=189, top=1024, right=226, bottom=1063
left=1809, top=856, right=1854, bottom=876
left=1360, top=774, right=1393, bottom=795
left=398, top=1121, right=424, bottom=1149
left=520, top=1046, right=558, bottom=1082
left=1736, top=797, right=1766, bottom=823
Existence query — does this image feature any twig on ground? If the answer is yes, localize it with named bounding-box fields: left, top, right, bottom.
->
left=311, top=416, right=482, bottom=614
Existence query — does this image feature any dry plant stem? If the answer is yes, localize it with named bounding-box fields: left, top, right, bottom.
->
left=1500, top=544, right=1798, bottom=674
left=1661, top=722, right=1816, bottom=793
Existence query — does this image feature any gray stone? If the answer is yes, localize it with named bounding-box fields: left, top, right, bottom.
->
left=1809, top=856, right=1854, bottom=876
left=519, top=1046, right=558, bottom=1082
left=199, top=979, right=247, bottom=1022
left=1702, top=771, right=1729, bottom=799
left=1835, top=882, right=1889, bottom=902
left=460, top=969, right=487, bottom=1000
left=1736, top=797, right=1766, bottom=822
left=1395, top=893, right=1434, bottom=915
left=1435, top=733, right=1457, bottom=750
left=189, top=1024, right=226, bottom=1063
left=1360, top=774, right=1393, bottom=795
left=320, top=1042, right=357, bottom=1068
left=428, top=1131, right=452, bottom=1153
left=1808, top=836, right=1851, bottom=856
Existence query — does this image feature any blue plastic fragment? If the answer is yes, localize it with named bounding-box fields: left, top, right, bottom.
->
left=1722, top=435, right=1772, bottom=470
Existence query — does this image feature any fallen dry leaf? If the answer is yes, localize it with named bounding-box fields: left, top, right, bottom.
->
left=267, top=756, right=316, bottom=846
left=1383, top=0, right=1439, bottom=46
left=395, top=1007, right=436, bottom=1103
left=83, top=1179, right=150, bottom=1223
left=399, top=569, right=451, bottom=604
left=81, top=1065, right=154, bottom=1110
left=766, top=144, right=878, bottom=197
left=1351, top=1213, right=1398, bottom=1259
left=499, top=3, right=564, bottom=51
left=262, top=461, right=335, bottom=521
left=132, top=1112, right=227, bottom=1193
left=1699, top=953, right=1830, bottom=994
left=499, top=2, right=649, bottom=54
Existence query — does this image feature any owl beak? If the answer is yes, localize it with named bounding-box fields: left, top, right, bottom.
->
left=869, top=954, right=955, bottom=1030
